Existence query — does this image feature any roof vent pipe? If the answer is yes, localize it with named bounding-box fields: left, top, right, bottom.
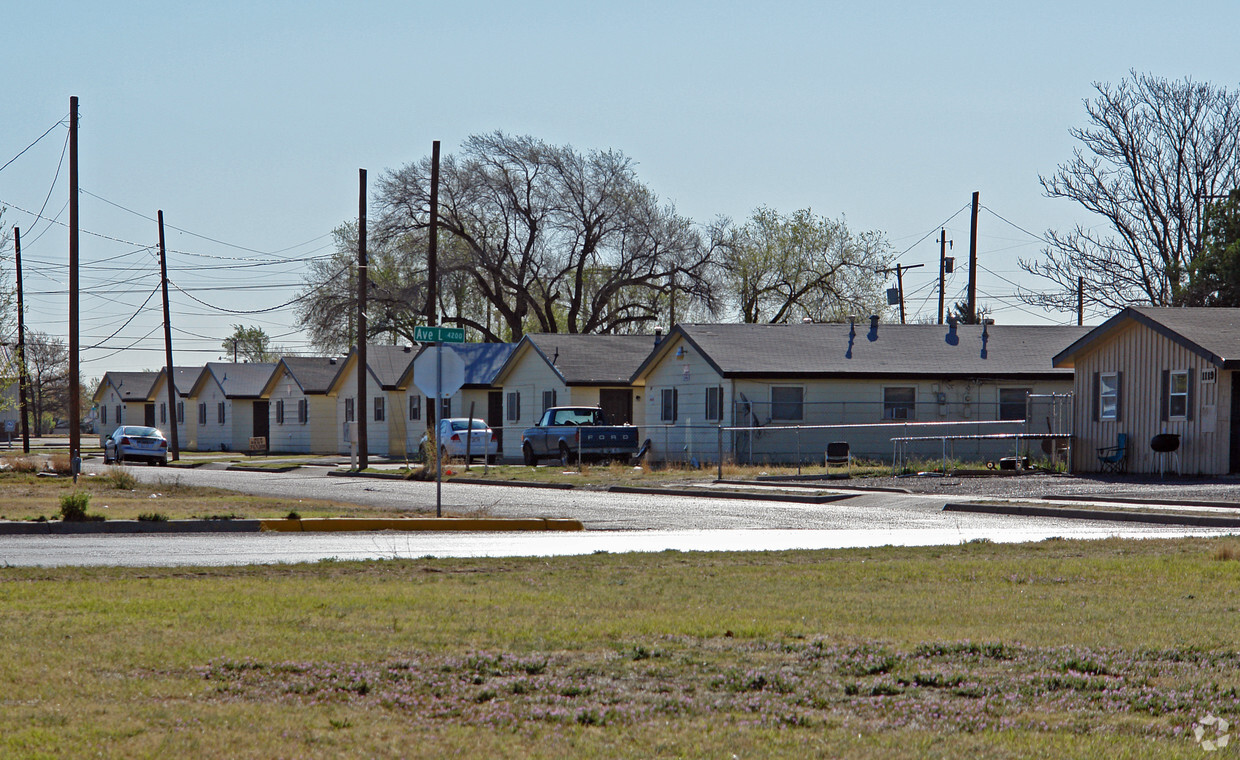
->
left=654, top=328, right=663, bottom=346
left=869, top=315, right=879, bottom=330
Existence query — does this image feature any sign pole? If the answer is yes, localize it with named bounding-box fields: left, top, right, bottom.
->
left=436, top=338, right=443, bottom=517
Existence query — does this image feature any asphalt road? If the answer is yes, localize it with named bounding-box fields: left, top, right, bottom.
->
left=0, top=464, right=1218, bottom=567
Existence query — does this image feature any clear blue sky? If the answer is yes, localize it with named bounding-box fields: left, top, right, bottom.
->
left=3, top=0, right=1238, bottom=376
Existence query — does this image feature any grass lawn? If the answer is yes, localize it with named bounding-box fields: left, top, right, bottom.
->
left=2, top=537, right=1240, bottom=758
left=0, top=467, right=396, bottom=522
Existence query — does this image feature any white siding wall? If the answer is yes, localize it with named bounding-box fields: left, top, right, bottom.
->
left=499, top=358, right=567, bottom=459
left=149, top=375, right=195, bottom=450
left=334, top=370, right=390, bottom=456
left=193, top=376, right=231, bottom=452
left=268, top=374, right=315, bottom=453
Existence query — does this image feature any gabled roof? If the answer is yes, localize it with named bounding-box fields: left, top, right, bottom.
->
left=493, top=334, right=658, bottom=387
left=94, top=371, right=161, bottom=403
left=327, top=344, right=418, bottom=394
left=632, top=322, right=1091, bottom=381
left=403, top=343, right=516, bottom=389
left=261, top=356, right=345, bottom=397
left=152, top=366, right=204, bottom=398
left=190, top=362, right=277, bottom=399
left=1053, top=306, right=1240, bottom=368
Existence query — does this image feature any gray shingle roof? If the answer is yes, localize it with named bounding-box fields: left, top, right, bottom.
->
left=660, top=322, right=1091, bottom=378
left=171, top=367, right=202, bottom=397
left=524, top=334, right=659, bottom=385
left=1055, top=307, right=1240, bottom=368
left=104, top=371, right=160, bottom=400
left=203, top=362, right=277, bottom=398
left=277, top=356, right=345, bottom=394
left=361, top=344, right=418, bottom=388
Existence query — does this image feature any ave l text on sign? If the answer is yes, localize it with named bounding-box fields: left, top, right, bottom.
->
left=414, top=325, right=465, bottom=343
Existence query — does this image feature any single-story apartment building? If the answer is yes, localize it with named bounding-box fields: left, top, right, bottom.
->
left=1053, top=306, right=1240, bottom=475
left=186, top=363, right=277, bottom=451
left=630, top=319, right=1091, bottom=464
left=328, top=344, right=419, bottom=457
left=93, top=371, right=161, bottom=444
left=260, top=356, right=345, bottom=454
left=491, top=333, right=656, bottom=458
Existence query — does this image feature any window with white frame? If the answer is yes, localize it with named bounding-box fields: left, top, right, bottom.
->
left=1099, top=373, right=1119, bottom=421
left=102, top=406, right=108, bottom=425
left=770, top=386, right=804, bottom=421
left=374, top=396, right=385, bottom=422
left=1169, top=370, right=1189, bottom=418
left=345, top=397, right=355, bottom=423
left=276, top=399, right=285, bottom=425
left=439, top=398, right=451, bottom=419
left=116, top=405, right=122, bottom=424
left=297, top=399, right=308, bottom=424
left=160, top=403, right=167, bottom=424
left=660, top=388, right=678, bottom=422
left=409, top=396, right=421, bottom=421
left=542, top=389, right=557, bottom=413
left=198, top=403, right=207, bottom=425
left=176, top=402, right=184, bottom=425
left=506, top=391, right=521, bottom=422
left=705, top=386, right=723, bottom=421
left=883, top=387, right=916, bottom=420
left=998, top=388, right=1030, bottom=421
left=217, top=402, right=225, bottom=424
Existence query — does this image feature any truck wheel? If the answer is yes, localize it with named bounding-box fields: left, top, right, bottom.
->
left=559, top=442, right=576, bottom=467
left=522, top=442, right=538, bottom=466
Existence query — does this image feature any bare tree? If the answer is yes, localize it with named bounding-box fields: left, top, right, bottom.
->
left=716, top=207, right=893, bottom=323
left=376, top=132, right=717, bottom=340
left=24, top=331, right=67, bottom=434
left=1021, top=72, right=1240, bottom=311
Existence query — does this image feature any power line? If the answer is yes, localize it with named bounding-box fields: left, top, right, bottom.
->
left=891, top=203, right=970, bottom=264
left=0, top=115, right=67, bottom=175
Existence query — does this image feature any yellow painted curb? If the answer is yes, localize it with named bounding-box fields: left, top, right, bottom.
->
left=259, top=517, right=584, bottom=532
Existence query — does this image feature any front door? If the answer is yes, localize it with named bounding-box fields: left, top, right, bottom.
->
left=1230, top=373, right=1240, bottom=473
left=144, top=403, right=156, bottom=427
left=252, top=401, right=270, bottom=440
left=598, top=388, right=633, bottom=425
left=488, top=391, right=504, bottom=451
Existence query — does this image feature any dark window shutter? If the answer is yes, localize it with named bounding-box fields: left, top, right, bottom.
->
left=1160, top=370, right=1170, bottom=422
left=1187, top=368, right=1196, bottom=421
left=1092, top=372, right=1099, bottom=422
left=1116, top=371, right=1123, bottom=422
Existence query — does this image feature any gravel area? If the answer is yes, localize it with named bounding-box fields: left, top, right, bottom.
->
left=761, top=471, right=1240, bottom=505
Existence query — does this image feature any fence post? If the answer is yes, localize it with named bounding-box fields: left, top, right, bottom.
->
left=796, top=425, right=801, bottom=475
left=717, top=425, right=723, bottom=480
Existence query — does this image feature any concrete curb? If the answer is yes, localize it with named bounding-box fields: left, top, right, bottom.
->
left=0, top=519, right=262, bottom=534
left=445, top=477, right=575, bottom=490
left=225, top=465, right=301, bottom=473
left=1042, top=493, right=1240, bottom=510
left=608, top=485, right=855, bottom=505
left=722, top=478, right=910, bottom=494
left=259, top=517, right=584, bottom=532
left=944, top=502, right=1240, bottom=528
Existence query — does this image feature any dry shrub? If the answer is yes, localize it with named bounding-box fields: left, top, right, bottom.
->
left=1213, top=543, right=1240, bottom=562
left=2, top=455, right=43, bottom=473
left=49, top=453, right=73, bottom=475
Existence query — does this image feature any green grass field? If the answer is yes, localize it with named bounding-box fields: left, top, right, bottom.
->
left=3, top=536, right=1240, bottom=758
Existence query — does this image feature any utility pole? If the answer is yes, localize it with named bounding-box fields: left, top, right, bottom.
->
left=1077, top=276, right=1084, bottom=326
left=356, top=168, right=368, bottom=470
left=936, top=230, right=953, bottom=324
left=967, top=191, right=979, bottom=323
left=157, top=211, right=179, bottom=461
left=14, top=227, right=30, bottom=453
left=68, top=96, right=80, bottom=477
left=427, top=141, right=440, bottom=328
left=878, top=263, right=924, bottom=324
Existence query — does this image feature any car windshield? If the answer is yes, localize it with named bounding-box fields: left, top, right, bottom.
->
left=124, top=426, right=160, bottom=437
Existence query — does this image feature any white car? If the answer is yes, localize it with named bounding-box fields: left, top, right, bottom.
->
left=102, top=425, right=169, bottom=465
left=421, top=418, right=498, bottom=463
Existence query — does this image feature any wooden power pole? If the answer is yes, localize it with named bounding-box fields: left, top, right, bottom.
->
left=356, top=168, right=368, bottom=470
left=967, top=191, right=979, bottom=323
left=14, top=227, right=30, bottom=452
left=68, top=96, right=80, bottom=475
left=427, top=140, right=440, bottom=329
left=937, top=229, right=952, bottom=325
left=157, top=211, right=179, bottom=460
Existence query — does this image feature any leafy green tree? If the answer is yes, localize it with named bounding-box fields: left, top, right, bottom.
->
left=717, top=207, right=892, bottom=323
left=1186, top=190, right=1240, bottom=306
left=221, top=325, right=279, bottom=363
